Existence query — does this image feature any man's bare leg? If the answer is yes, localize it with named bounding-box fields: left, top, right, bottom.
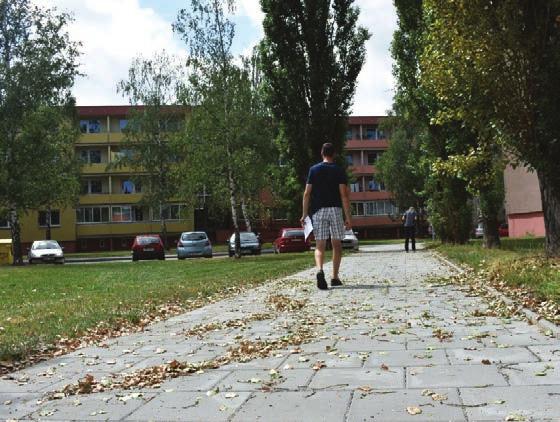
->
left=315, top=239, right=327, bottom=271
left=332, top=239, right=342, bottom=279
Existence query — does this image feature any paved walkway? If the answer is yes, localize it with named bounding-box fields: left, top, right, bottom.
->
left=2, top=245, right=559, bottom=421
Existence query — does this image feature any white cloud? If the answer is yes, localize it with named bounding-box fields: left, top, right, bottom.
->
left=34, top=0, right=186, bottom=105
left=32, top=0, right=396, bottom=114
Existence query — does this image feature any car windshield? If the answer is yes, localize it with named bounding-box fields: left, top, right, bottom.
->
left=33, top=241, right=60, bottom=250
left=137, top=237, right=160, bottom=245
left=284, top=230, right=304, bottom=237
left=182, top=232, right=207, bottom=241
left=345, top=230, right=354, bottom=236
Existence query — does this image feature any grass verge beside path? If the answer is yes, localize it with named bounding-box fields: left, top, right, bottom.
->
left=0, top=252, right=318, bottom=364
left=433, top=237, right=560, bottom=305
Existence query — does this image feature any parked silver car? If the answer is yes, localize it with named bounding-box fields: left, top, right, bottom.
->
left=28, top=240, right=65, bottom=264
left=177, top=231, right=212, bottom=259
left=342, top=230, right=359, bottom=251
left=228, top=232, right=261, bottom=257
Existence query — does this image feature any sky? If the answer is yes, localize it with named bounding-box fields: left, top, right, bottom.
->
left=34, top=0, right=397, bottom=115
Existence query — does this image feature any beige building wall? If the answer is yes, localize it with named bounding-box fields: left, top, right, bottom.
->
left=504, top=165, right=542, bottom=215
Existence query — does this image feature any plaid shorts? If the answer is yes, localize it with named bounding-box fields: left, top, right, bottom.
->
left=312, top=207, right=345, bottom=240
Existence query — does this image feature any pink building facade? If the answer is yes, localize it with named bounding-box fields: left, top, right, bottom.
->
left=503, top=165, right=545, bottom=237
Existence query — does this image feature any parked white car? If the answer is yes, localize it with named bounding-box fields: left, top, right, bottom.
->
left=28, top=240, right=65, bottom=264
left=342, top=230, right=359, bottom=251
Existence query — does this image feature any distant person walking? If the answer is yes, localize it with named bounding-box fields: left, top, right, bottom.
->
left=402, top=206, right=417, bottom=252
left=301, top=143, right=352, bottom=290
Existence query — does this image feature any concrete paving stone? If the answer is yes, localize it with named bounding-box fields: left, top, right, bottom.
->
left=406, top=337, right=487, bottom=351
left=295, top=339, right=338, bottom=353
left=336, top=336, right=406, bottom=352
left=124, top=391, right=251, bottom=421
left=282, top=351, right=365, bottom=369
left=407, top=364, right=508, bottom=388
left=365, top=348, right=449, bottom=367
left=484, top=333, right=558, bottom=348
left=29, top=391, right=156, bottom=421
left=0, top=373, right=78, bottom=394
left=528, top=345, right=560, bottom=362
left=132, top=341, right=201, bottom=356
left=231, top=391, right=351, bottom=422
left=460, top=385, right=560, bottom=420
left=309, top=367, right=404, bottom=390
left=217, top=368, right=315, bottom=392
left=218, top=355, right=288, bottom=371
left=143, top=370, right=230, bottom=392
left=501, top=362, right=560, bottom=386
left=0, top=392, right=43, bottom=420
left=447, top=346, right=539, bottom=365
left=67, top=345, right=136, bottom=358
left=347, top=388, right=466, bottom=421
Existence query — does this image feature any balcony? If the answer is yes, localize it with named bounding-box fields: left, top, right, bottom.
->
left=108, top=132, right=126, bottom=143
left=350, top=165, right=376, bottom=175
left=345, top=139, right=389, bottom=150
left=76, top=133, right=109, bottom=144
left=349, top=191, right=392, bottom=201
left=81, top=163, right=109, bottom=174
left=78, top=193, right=143, bottom=205
left=76, top=220, right=193, bottom=237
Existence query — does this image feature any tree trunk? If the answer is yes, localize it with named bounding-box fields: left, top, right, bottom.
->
left=227, top=165, right=241, bottom=258
left=46, top=208, right=52, bottom=241
left=9, top=208, right=24, bottom=266
left=482, top=213, right=500, bottom=249
left=538, top=170, right=560, bottom=257
left=241, top=198, right=252, bottom=233
left=160, top=205, right=168, bottom=250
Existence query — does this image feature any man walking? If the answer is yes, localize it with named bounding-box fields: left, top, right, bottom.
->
left=402, top=206, right=417, bottom=252
left=301, top=143, right=352, bottom=290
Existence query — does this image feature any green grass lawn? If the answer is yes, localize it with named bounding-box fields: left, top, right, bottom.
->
left=433, top=237, right=559, bottom=303
left=0, top=252, right=317, bottom=362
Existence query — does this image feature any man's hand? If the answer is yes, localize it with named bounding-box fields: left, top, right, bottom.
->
left=300, top=215, right=307, bottom=227
left=345, top=219, right=352, bottom=230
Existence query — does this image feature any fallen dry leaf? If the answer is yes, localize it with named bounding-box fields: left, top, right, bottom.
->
left=406, top=406, right=422, bottom=415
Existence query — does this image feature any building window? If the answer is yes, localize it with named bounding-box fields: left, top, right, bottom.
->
left=38, top=210, right=61, bottom=227
left=80, top=239, right=88, bottom=249
left=112, top=206, right=132, bottom=222
left=346, top=129, right=352, bottom=140
left=114, top=148, right=134, bottom=161
left=351, top=202, right=365, bottom=216
left=80, top=149, right=102, bottom=164
left=367, top=152, right=382, bottom=165
left=365, top=126, right=379, bottom=140
left=82, top=180, right=103, bottom=194
left=363, top=200, right=396, bottom=216
left=346, top=154, right=353, bottom=165
left=133, top=206, right=146, bottom=222
left=76, top=206, right=110, bottom=224
left=153, top=204, right=185, bottom=221
left=99, top=239, right=105, bottom=248
left=119, top=119, right=128, bottom=131
left=0, top=218, right=9, bottom=228
left=79, top=120, right=102, bottom=134
left=350, top=181, right=362, bottom=193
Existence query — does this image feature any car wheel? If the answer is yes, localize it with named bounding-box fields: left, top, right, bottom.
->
left=132, top=254, right=138, bottom=262
left=159, top=254, right=165, bottom=260
left=255, top=250, right=261, bottom=256
left=56, top=258, right=65, bottom=265
left=178, top=256, right=186, bottom=260
left=29, top=259, right=35, bottom=265
left=204, top=254, right=212, bottom=258
left=228, top=251, right=234, bottom=257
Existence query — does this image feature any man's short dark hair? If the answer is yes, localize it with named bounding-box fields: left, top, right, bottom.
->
left=321, top=143, right=335, bottom=157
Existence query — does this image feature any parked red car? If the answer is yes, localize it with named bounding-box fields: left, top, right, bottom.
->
left=132, top=235, right=165, bottom=261
left=273, top=228, right=311, bottom=254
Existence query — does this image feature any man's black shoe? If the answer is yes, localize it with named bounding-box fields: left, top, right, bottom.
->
left=316, top=270, right=328, bottom=290
left=331, top=278, right=343, bottom=287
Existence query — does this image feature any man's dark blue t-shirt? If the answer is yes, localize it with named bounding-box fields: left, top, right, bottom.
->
left=306, top=162, right=348, bottom=215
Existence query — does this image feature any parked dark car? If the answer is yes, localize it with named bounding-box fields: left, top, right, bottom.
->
left=177, top=231, right=212, bottom=259
left=273, top=228, right=310, bottom=254
left=228, top=232, right=261, bottom=257
left=132, top=235, right=165, bottom=261
left=499, top=223, right=509, bottom=237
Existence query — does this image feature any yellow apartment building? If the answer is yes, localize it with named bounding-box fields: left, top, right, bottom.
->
left=0, top=106, right=193, bottom=252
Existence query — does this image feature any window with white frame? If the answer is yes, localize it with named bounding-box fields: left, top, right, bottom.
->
left=351, top=202, right=365, bottom=217
left=153, top=204, right=185, bottom=221
left=79, top=120, right=102, bottom=134
left=80, top=149, right=102, bottom=164
left=111, top=206, right=132, bottom=222
left=76, top=206, right=110, bottom=224
left=38, top=210, right=61, bottom=227
left=82, top=179, right=103, bottom=194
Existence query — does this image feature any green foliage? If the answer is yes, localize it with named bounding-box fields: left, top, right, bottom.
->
left=0, top=0, right=81, bottom=264
left=421, top=0, right=560, bottom=255
left=259, top=0, right=370, bottom=195
left=174, top=0, right=274, bottom=254
left=116, top=52, right=186, bottom=247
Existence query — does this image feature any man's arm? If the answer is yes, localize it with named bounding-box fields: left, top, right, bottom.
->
left=300, top=184, right=312, bottom=226
left=339, top=184, right=352, bottom=229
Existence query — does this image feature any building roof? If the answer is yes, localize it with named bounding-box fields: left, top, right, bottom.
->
left=348, top=116, right=386, bottom=125
left=76, top=105, right=185, bottom=117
